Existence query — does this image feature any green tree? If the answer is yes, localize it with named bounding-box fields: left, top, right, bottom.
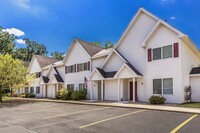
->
left=14, top=38, right=48, bottom=61
left=51, top=51, right=64, bottom=60
left=0, top=54, right=27, bottom=102
left=0, top=26, right=15, bottom=55
left=92, top=41, right=114, bottom=49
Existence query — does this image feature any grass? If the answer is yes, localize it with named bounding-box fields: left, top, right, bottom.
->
left=178, top=102, right=200, bottom=108
left=2, top=96, right=11, bottom=101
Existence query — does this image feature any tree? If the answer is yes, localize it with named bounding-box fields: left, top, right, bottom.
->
left=0, top=54, right=27, bottom=102
left=92, top=41, right=114, bottom=49
left=51, top=51, right=65, bottom=60
left=0, top=26, right=15, bottom=55
left=14, top=38, right=48, bottom=61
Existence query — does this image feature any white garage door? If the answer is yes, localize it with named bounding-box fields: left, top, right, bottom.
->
left=191, top=77, right=200, bottom=102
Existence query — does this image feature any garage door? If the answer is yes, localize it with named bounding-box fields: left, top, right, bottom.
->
left=191, top=77, right=200, bottom=102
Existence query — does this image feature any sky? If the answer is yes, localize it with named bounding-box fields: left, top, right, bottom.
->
left=0, top=0, right=200, bottom=54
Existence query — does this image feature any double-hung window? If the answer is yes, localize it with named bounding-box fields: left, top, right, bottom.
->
left=153, top=47, right=161, bottom=60
left=153, top=78, right=173, bottom=95
left=36, top=86, right=40, bottom=94
left=30, top=87, right=34, bottom=93
left=163, top=45, right=172, bottom=59
left=67, top=84, right=74, bottom=89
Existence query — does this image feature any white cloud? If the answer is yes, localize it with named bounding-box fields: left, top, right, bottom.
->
left=170, top=16, right=176, bottom=20
left=10, top=0, right=47, bottom=16
left=3, top=28, right=25, bottom=36
left=15, top=39, right=26, bottom=45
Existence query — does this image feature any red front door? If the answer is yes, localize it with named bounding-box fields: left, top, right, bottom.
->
left=135, top=81, right=137, bottom=101
left=130, top=82, right=133, bottom=100
left=130, top=81, right=138, bottom=101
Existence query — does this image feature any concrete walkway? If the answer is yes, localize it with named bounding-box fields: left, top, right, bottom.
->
left=9, top=97, right=200, bottom=114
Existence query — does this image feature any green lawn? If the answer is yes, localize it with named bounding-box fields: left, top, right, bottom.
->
left=178, top=102, right=200, bottom=108
left=2, top=96, right=11, bottom=101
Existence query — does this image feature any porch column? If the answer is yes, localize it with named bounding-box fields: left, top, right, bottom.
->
left=90, top=81, right=93, bottom=100
left=101, top=80, right=104, bottom=100
left=132, top=78, right=135, bottom=102
left=118, top=78, right=120, bottom=101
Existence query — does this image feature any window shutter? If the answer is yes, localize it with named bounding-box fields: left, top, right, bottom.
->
left=77, top=64, right=79, bottom=72
left=148, top=48, right=152, bottom=62
left=88, top=61, right=90, bottom=71
left=74, top=64, right=76, bottom=72
left=65, top=66, right=67, bottom=74
left=174, top=43, right=179, bottom=58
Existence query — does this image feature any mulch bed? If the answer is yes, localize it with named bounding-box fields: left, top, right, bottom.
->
left=0, top=99, right=35, bottom=108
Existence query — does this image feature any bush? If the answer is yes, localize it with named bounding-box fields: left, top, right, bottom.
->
left=10, top=93, right=18, bottom=97
left=19, top=93, right=35, bottom=98
left=71, top=89, right=87, bottom=100
left=149, top=95, right=166, bottom=104
left=56, top=88, right=69, bottom=100
left=67, top=88, right=74, bottom=100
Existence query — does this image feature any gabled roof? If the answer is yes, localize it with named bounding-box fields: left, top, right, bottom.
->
left=96, top=68, right=117, bottom=78
left=76, top=38, right=103, bottom=57
left=190, top=67, right=200, bottom=75
left=53, top=74, right=64, bottom=82
left=63, top=38, right=103, bottom=63
left=91, top=47, right=113, bottom=59
left=141, top=20, right=186, bottom=48
left=115, top=50, right=142, bottom=76
left=34, top=55, right=59, bottom=68
left=42, top=76, right=49, bottom=83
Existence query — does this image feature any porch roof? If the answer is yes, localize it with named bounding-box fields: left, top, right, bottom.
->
left=190, top=67, right=200, bottom=75
left=96, top=68, right=117, bottom=78
left=42, top=76, right=49, bottom=83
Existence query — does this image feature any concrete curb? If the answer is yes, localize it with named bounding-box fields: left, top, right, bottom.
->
left=9, top=97, right=200, bottom=114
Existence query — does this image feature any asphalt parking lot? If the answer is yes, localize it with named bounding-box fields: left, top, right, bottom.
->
left=0, top=102, right=199, bottom=133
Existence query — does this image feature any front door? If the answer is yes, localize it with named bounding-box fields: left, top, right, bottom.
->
left=135, top=81, right=137, bottom=101
left=98, top=81, right=101, bottom=100
left=130, top=82, right=133, bottom=100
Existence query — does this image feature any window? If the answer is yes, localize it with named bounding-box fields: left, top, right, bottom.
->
left=153, top=79, right=162, bottom=94
left=25, top=87, right=29, bottom=93
left=153, top=47, right=161, bottom=60
left=67, top=84, right=74, bottom=89
left=77, top=61, right=90, bottom=72
left=79, top=83, right=85, bottom=89
left=36, top=86, right=40, bottom=94
left=35, top=72, right=41, bottom=78
left=153, top=78, right=173, bottom=95
left=163, top=78, right=173, bottom=94
left=30, top=87, right=34, bottom=93
left=163, top=45, right=172, bottom=59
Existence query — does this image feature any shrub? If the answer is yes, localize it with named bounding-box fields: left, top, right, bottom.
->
left=71, top=90, right=80, bottom=100
left=67, top=88, right=74, bottom=100
left=10, top=93, right=18, bottom=97
left=149, top=95, right=166, bottom=104
left=56, top=88, right=69, bottom=100
left=71, top=89, right=87, bottom=100
left=19, top=93, right=35, bottom=98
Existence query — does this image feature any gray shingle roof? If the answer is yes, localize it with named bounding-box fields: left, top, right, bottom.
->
left=53, top=67, right=64, bottom=82
left=34, top=55, right=59, bottom=68
left=96, top=68, right=117, bottom=78
left=115, top=50, right=142, bottom=76
left=75, top=38, right=104, bottom=57
left=190, top=67, right=200, bottom=74
left=42, top=76, right=49, bottom=83
left=23, top=61, right=30, bottom=68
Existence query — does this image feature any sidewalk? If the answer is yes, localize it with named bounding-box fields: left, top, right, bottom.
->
left=9, top=97, right=200, bottom=114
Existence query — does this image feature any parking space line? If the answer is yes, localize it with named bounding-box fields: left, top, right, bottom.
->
left=0, top=121, right=11, bottom=127
left=43, top=107, right=112, bottom=119
left=170, top=114, right=198, bottom=133
left=79, top=110, right=146, bottom=129
left=30, top=117, right=86, bottom=129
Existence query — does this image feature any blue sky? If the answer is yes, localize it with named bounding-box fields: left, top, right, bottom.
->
left=0, top=0, right=200, bottom=54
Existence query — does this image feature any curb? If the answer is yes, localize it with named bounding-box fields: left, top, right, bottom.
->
left=9, top=97, right=200, bottom=114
